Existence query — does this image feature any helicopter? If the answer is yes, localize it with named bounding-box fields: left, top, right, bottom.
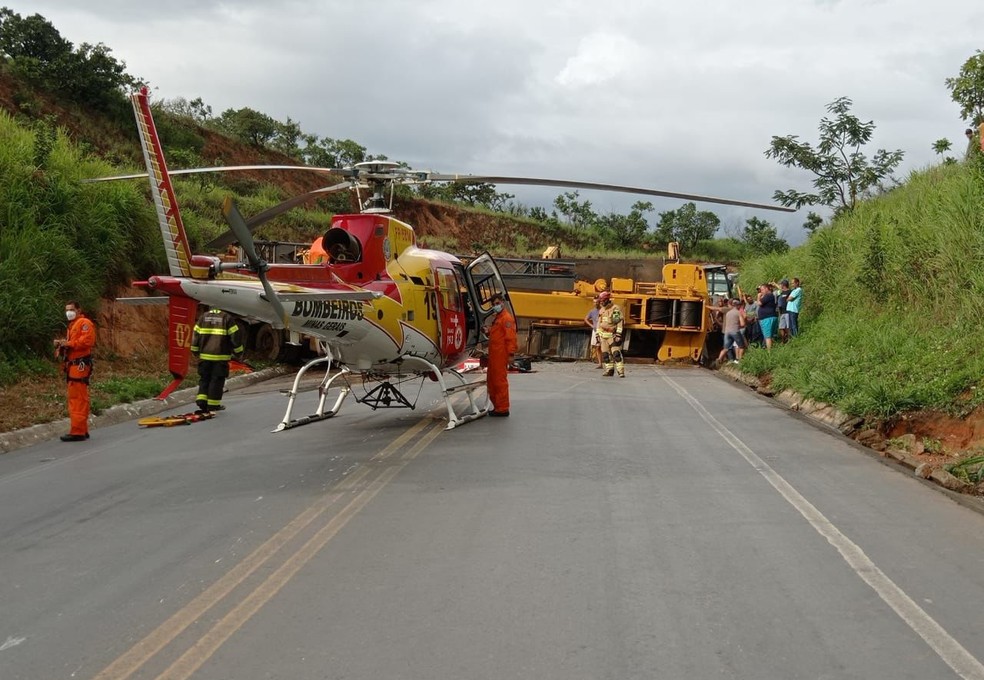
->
left=90, top=87, right=792, bottom=431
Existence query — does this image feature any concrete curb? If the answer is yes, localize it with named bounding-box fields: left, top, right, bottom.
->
left=715, top=364, right=984, bottom=511
left=0, top=365, right=292, bottom=455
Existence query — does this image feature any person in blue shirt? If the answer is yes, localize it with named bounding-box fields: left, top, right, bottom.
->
left=786, top=277, right=803, bottom=337
left=756, top=283, right=778, bottom=350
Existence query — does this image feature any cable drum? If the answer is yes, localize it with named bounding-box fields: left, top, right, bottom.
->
left=678, top=301, right=703, bottom=328
left=647, top=298, right=673, bottom=326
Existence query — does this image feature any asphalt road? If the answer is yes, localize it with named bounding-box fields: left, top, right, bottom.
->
left=1, top=363, right=983, bottom=680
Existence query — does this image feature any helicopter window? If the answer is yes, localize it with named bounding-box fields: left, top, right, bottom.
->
left=473, top=275, right=498, bottom=310
left=437, top=269, right=460, bottom=311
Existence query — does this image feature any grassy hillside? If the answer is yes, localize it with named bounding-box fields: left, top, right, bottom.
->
left=737, top=158, right=984, bottom=418
left=0, top=112, right=161, bottom=373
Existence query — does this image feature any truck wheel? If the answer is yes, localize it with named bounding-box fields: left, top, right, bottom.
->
left=250, top=323, right=283, bottom=361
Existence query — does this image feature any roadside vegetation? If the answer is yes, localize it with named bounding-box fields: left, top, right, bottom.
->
left=0, top=112, right=163, bottom=375
left=739, top=157, right=984, bottom=417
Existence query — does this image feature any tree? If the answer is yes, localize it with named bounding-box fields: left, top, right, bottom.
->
left=765, top=97, right=904, bottom=215
left=945, top=50, right=984, bottom=125
left=61, top=42, right=132, bottom=110
left=595, top=201, right=653, bottom=249
left=932, top=138, right=957, bottom=165
left=552, top=191, right=596, bottom=230
left=160, top=96, right=213, bottom=123
left=270, top=117, right=302, bottom=157
left=447, top=182, right=514, bottom=210
left=414, top=180, right=515, bottom=211
left=301, top=136, right=367, bottom=168
left=214, top=107, right=278, bottom=148
left=803, top=211, right=824, bottom=234
left=528, top=206, right=554, bottom=223
left=0, top=9, right=71, bottom=64
left=0, top=10, right=131, bottom=111
left=654, top=202, right=720, bottom=252
left=739, top=216, right=788, bottom=255
left=189, top=97, right=212, bottom=123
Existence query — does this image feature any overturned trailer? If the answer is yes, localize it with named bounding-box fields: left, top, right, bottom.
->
left=509, top=252, right=732, bottom=365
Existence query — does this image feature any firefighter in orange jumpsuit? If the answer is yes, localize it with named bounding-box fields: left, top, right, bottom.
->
left=486, top=293, right=518, bottom=417
left=53, top=300, right=97, bottom=441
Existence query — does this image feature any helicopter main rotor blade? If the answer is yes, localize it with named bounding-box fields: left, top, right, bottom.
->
left=82, top=164, right=342, bottom=184
left=206, top=181, right=357, bottom=250
left=425, top=174, right=795, bottom=213
left=221, top=197, right=291, bottom=329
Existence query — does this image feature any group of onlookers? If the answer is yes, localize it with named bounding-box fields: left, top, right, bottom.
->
left=712, top=277, right=803, bottom=364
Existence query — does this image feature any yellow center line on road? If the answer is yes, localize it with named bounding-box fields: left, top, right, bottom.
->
left=94, top=416, right=437, bottom=680
left=155, top=418, right=447, bottom=680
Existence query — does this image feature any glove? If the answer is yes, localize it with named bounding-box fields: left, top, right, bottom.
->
left=612, top=333, right=623, bottom=345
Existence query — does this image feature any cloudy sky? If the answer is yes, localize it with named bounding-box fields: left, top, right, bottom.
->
left=9, top=0, right=983, bottom=244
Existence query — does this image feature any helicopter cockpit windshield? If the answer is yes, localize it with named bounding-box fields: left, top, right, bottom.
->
left=324, top=227, right=363, bottom=263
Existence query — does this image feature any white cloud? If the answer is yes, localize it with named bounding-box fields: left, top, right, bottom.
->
left=555, top=33, right=646, bottom=88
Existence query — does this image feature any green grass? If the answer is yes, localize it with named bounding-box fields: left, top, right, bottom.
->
left=0, top=351, right=59, bottom=387
left=89, top=375, right=176, bottom=413
left=946, top=453, right=984, bottom=484
left=738, top=158, right=984, bottom=417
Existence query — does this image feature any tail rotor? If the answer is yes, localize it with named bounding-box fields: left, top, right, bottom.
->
left=221, top=197, right=291, bottom=329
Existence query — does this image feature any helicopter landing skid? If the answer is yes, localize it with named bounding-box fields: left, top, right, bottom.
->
left=418, top=359, right=489, bottom=430
left=273, top=356, right=352, bottom=432
left=273, top=354, right=489, bottom=432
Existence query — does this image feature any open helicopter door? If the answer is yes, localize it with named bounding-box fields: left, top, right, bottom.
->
left=433, top=267, right=468, bottom=360
left=462, top=252, right=514, bottom=340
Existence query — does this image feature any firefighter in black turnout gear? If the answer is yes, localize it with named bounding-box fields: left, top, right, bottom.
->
left=190, top=307, right=245, bottom=413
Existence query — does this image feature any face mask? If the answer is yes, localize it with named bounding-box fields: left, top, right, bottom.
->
left=66, top=310, right=77, bottom=321
left=491, top=303, right=503, bottom=314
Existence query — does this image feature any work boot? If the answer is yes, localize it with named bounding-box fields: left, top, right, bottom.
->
left=617, top=371, right=625, bottom=378
left=602, top=369, right=614, bottom=377
left=196, top=400, right=208, bottom=412
left=60, top=434, right=86, bottom=442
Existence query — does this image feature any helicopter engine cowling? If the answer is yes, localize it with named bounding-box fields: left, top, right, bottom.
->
left=323, top=227, right=363, bottom=264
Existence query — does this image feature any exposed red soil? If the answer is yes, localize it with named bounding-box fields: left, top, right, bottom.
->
left=887, top=409, right=984, bottom=452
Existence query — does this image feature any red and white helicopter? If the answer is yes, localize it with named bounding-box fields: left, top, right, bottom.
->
left=90, top=88, right=790, bottom=431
